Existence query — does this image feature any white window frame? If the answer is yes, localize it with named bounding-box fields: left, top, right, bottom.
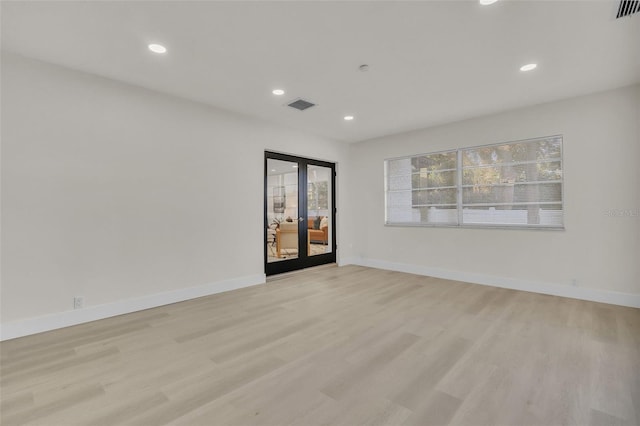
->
left=384, top=135, right=564, bottom=230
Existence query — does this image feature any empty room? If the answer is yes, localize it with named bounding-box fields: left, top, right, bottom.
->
left=1, top=1, right=639, bottom=425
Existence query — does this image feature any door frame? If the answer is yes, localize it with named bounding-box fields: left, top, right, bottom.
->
left=264, top=151, right=337, bottom=276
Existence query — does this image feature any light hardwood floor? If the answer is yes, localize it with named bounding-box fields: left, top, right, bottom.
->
left=1, top=265, right=639, bottom=425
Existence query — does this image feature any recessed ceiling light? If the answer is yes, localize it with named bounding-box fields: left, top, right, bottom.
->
left=148, top=43, right=167, bottom=54
left=271, top=169, right=276, bottom=172
left=520, top=63, right=538, bottom=72
left=272, top=89, right=285, bottom=96
left=479, top=0, right=498, bottom=5
left=344, top=115, right=355, bottom=121
left=292, top=165, right=298, bottom=168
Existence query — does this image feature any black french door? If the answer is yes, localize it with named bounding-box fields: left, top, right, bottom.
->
left=265, top=151, right=336, bottom=276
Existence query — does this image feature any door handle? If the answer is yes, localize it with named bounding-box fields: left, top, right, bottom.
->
left=298, top=217, right=305, bottom=222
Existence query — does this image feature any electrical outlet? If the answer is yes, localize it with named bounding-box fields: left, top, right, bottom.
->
left=571, top=279, right=578, bottom=287
left=73, top=296, right=84, bottom=309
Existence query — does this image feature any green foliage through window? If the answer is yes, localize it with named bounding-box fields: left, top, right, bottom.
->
left=385, top=136, right=564, bottom=228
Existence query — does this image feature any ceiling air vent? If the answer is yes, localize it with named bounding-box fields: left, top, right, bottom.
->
left=287, top=98, right=316, bottom=111
left=616, top=0, right=639, bottom=18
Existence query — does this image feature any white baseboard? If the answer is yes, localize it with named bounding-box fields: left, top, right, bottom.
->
left=0, top=274, right=266, bottom=341
left=337, top=256, right=361, bottom=267
left=3, top=261, right=637, bottom=341
left=354, top=258, right=640, bottom=308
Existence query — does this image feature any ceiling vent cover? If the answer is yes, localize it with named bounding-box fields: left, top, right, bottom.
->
left=287, top=99, right=316, bottom=111
left=616, top=0, right=639, bottom=18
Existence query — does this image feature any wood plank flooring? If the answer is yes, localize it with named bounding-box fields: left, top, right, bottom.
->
left=1, top=265, right=639, bottom=425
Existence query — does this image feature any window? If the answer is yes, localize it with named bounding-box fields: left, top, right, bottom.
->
left=386, top=150, right=459, bottom=225
left=385, top=136, right=564, bottom=229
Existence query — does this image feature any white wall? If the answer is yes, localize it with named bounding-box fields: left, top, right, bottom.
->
left=0, top=52, right=353, bottom=332
left=349, top=85, right=640, bottom=302
left=2, top=50, right=637, bottom=339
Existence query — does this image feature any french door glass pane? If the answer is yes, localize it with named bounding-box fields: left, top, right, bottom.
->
left=266, top=159, right=298, bottom=263
left=307, top=164, right=332, bottom=256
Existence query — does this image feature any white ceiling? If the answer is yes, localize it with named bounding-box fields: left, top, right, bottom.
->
left=2, top=1, right=639, bottom=143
